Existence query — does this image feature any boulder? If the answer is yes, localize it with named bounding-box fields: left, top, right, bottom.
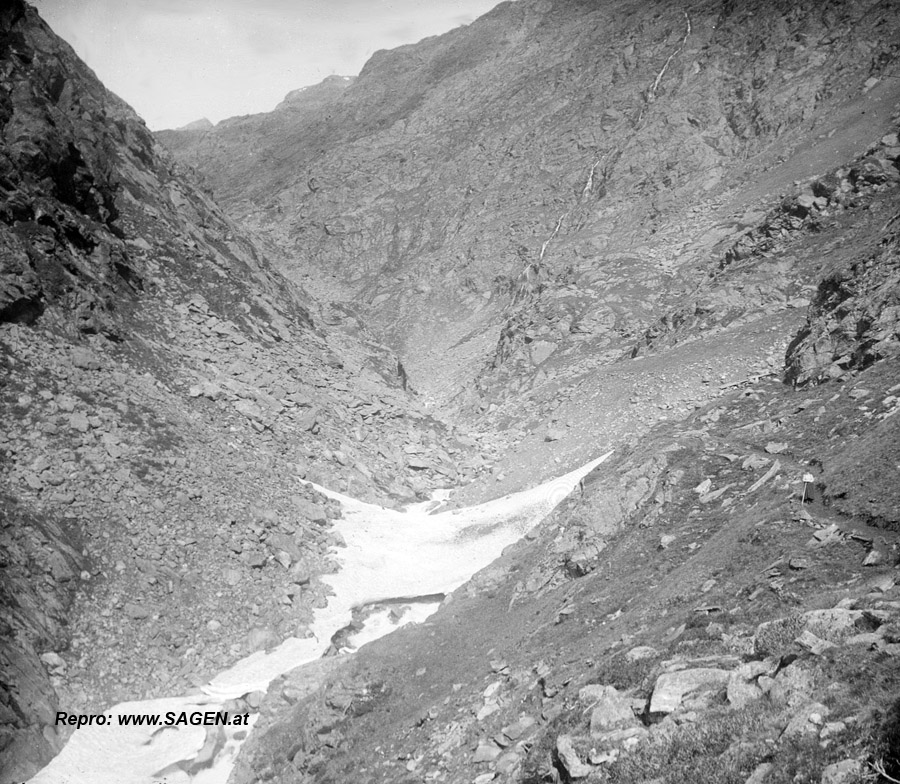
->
left=780, top=701, right=829, bottom=737
left=757, top=607, right=878, bottom=656
left=820, top=759, right=862, bottom=784
left=802, top=608, right=867, bottom=642
left=189, top=381, right=224, bottom=400
left=234, top=400, right=267, bottom=424
left=726, top=660, right=773, bottom=708
left=744, top=762, right=773, bottom=784
left=578, top=685, right=637, bottom=735
left=555, top=735, right=592, bottom=779
left=123, top=602, right=152, bottom=619
left=592, top=725, right=648, bottom=751
left=500, top=715, right=536, bottom=741
left=71, top=348, right=101, bottom=371
left=473, top=740, right=501, bottom=762
left=795, top=629, right=834, bottom=655
left=626, top=645, right=658, bottom=662
left=763, top=663, right=815, bottom=707
left=495, top=750, right=521, bottom=775
left=566, top=543, right=605, bottom=576
left=292, top=497, right=328, bottom=524
left=268, top=533, right=302, bottom=561
left=297, top=408, right=318, bottom=431
left=68, top=412, right=91, bottom=433
left=754, top=616, right=804, bottom=656
left=648, top=668, right=730, bottom=715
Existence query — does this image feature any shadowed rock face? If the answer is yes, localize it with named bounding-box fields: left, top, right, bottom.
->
left=786, top=226, right=900, bottom=386
left=159, top=0, right=900, bottom=413
left=0, top=493, right=86, bottom=779
left=1, top=0, right=130, bottom=330
left=0, top=0, right=315, bottom=339
left=785, top=223, right=900, bottom=530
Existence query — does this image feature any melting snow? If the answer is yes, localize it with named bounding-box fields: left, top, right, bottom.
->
left=30, top=451, right=612, bottom=784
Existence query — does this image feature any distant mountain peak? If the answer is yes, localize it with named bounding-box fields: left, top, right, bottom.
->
left=177, top=117, right=214, bottom=131
left=275, top=75, right=355, bottom=111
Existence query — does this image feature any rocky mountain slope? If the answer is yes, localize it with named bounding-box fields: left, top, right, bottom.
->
left=0, top=5, right=476, bottom=782
left=156, top=74, right=354, bottom=193
left=156, top=1, right=900, bottom=783
left=160, top=0, right=900, bottom=423
left=228, top=150, right=900, bottom=783
left=3, top=0, right=900, bottom=783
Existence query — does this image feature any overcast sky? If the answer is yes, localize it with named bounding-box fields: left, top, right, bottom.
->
left=31, top=0, right=503, bottom=131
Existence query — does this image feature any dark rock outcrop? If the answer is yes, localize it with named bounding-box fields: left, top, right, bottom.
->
left=0, top=495, right=87, bottom=782
left=0, top=0, right=313, bottom=339
left=786, top=217, right=900, bottom=386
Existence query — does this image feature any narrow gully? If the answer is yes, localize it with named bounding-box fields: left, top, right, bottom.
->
left=30, top=452, right=612, bottom=784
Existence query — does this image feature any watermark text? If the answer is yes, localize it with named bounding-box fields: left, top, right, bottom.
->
left=55, top=710, right=251, bottom=729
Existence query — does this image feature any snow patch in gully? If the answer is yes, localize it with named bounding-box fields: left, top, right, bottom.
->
left=30, top=452, right=612, bottom=784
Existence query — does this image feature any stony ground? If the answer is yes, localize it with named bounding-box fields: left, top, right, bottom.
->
left=233, top=329, right=900, bottom=784
left=0, top=6, right=479, bottom=780
left=4, top=1, right=900, bottom=783
left=223, top=78, right=900, bottom=784
left=454, top=121, right=900, bottom=508
left=0, top=282, right=486, bottom=782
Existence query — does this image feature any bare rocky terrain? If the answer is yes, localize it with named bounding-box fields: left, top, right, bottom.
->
left=2, top=0, right=900, bottom=783
left=0, top=4, right=477, bottom=780
left=158, top=0, right=900, bottom=420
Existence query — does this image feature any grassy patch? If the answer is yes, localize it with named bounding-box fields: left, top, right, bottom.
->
left=597, top=700, right=871, bottom=784
left=874, top=696, right=900, bottom=779
left=601, top=702, right=774, bottom=784
left=587, top=652, right=660, bottom=695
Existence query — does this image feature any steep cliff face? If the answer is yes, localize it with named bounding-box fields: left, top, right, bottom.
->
left=160, top=0, right=900, bottom=417
left=0, top=4, right=470, bottom=782
left=785, top=211, right=900, bottom=531
left=0, top=0, right=312, bottom=337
